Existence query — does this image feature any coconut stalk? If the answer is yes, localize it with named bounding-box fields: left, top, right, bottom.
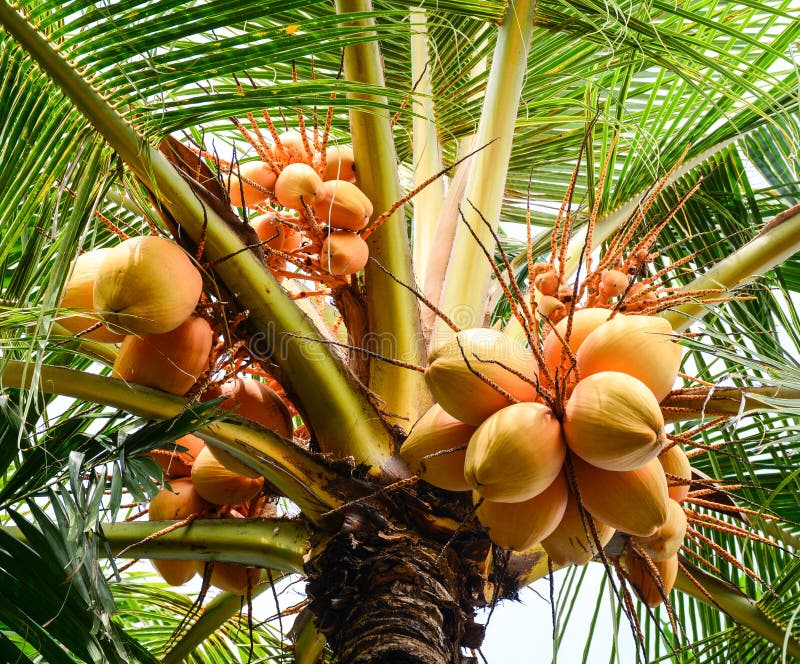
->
left=335, top=0, right=429, bottom=430
left=676, top=558, right=800, bottom=659
left=0, top=1, right=401, bottom=477
left=3, top=519, right=307, bottom=572
left=434, top=0, right=536, bottom=336
left=661, top=204, right=800, bottom=332
left=410, top=9, right=445, bottom=288
left=0, top=360, right=347, bottom=521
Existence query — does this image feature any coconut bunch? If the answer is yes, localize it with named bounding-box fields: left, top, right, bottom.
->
left=402, top=311, right=688, bottom=592
left=200, top=116, right=374, bottom=282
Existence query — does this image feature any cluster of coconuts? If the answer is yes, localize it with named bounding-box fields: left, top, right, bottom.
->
left=401, top=310, right=691, bottom=608
left=225, top=131, right=374, bottom=278
left=146, top=376, right=293, bottom=592
left=59, top=237, right=294, bottom=593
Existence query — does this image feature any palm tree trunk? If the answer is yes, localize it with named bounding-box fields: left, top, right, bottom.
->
left=306, top=517, right=487, bottom=663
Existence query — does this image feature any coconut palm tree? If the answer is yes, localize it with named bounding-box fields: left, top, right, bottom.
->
left=0, top=0, right=799, bottom=662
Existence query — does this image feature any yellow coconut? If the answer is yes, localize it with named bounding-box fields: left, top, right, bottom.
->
left=320, top=145, right=356, bottom=182
left=205, top=378, right=294, bottom=478
left=274, top=162, right=323, bottom=210
left=93, top=235, right=202, bottom=335
left=312, top=179, right=373, bottom=231
left=570, top=454, right=669, bottom=537
left=541, top=307, right=613, bottom=386
left=425, top=328, right=539, bottom=426
left=464, top=402, right=566, bottom=503
left=113, top=316, right=213, bottom=395
left=632, top=498, right=687, bottom=562
left=227, top=161, right=278, bottom=208
left=563, top=371, right=666, bottom=471
left=623, top=547, right=678, bottom=608
left=148, top=434, right=206, bottom=479
left=399, top=404, right=474, bottom=492
left=191, top=445, right=264, bottom=505
left=319, top=231, right=369, bottom=275
left=658, top=443, right=692, bottom=503
left=58, top=249, right=125, bottom=343
left=541, top=489, right=615, bottom=566
left=475, top=471, right=568, bottom=551
left=576, top=314, right=683, bottom=402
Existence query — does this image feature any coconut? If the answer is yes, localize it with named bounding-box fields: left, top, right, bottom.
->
left=58, top=249, right=125, bottom=343
left=563, top=371, right=666, bottom=471
left=320, top=145, right=356, bottom=182
left=399, top=404, right=474, bottom=492
left=623, top=547, right=678, bottom=608
left=600, top=269, right=629, bottom=297
left=113, top=316, right=213, bottom=395
left=533, top=269, right=560, bottom=296
left=658, top=443, right=692, bottom=503
left=205, top=378, right=293, bottom=477
left=148, top=434, right=206, bottom=479
left=149, top=476, right=207, bottom=521
left=475, top=471, right=568, bottom=551
left=191, top=445, right=264, bottom=505
left=277, top=130, right=311, bottom=164
left=151, top=559, right=196, bottom=586
left=312, top=180, right=373, bottom=231
left=425, top=328, right=539, bottom=426
left=541, top=488, right=615, bottom=566
left=570, top=454, right=669, bottom=537
left=227, top=161, right=278, bottom=208
left=632, top=498, right=687, bottom=561
left=576, top=314, right=683, bottom=402
left=274, top=162, right=323, bottom=210
left=201, top=562, right=261, bottom=595
left=464, top=402, right=566, bottom=503
left=93, top=235, right=202, bottom=335
left=319, top=231, right=369, bottom=275
left=541, top=307, right=612, bottom=386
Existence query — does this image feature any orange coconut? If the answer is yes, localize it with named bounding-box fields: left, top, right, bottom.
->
left=533, top=269, right=560, bottom=297
left=464, top=402, right=566, bottom=503
left=58, top=248, right=125, bottom=343
left=201, top=562, right=261, bottom=595
left=319, top=145, right=356, bottom=182
left=563, top=371, right=666, bottom=471
left=191, top=445, right=264, bottom=505
left=319, top=231, right=369, bottom=276
left=570, top=454, right=669, bottom=537
left=208, top=378, right=294, bottom=478
left=151, top=559, right=196, bottom=586
left=658, top=443, right=692, bottom=503
left=475, top=471, right=568, bottom=551
left=276, top=130, right=311, bottom=164
left=93, top=235, right=202, bottom=335
left=274, top=162, right=323, bottom=210
left=312, top=180, right=372, bottom=231
left=632, top=498, right=687, bottom=562
left=113, top=316, right=213, bottom=395
left=148, top=434, right=206, bottom=479
left=425, top=328, right=539, bottom=426
left=227, top=161, right=278, bottom=208
left=600, top=269, right=629, bottom=297
left=624, top=547, right=678, bottom=608
left=399, top=404, right=474, bottom=492
left=576, top=314, right=683, bottom=402
left=541, top=307, right=613, bottom=385
left=541, top=489, right=615, bottom=566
